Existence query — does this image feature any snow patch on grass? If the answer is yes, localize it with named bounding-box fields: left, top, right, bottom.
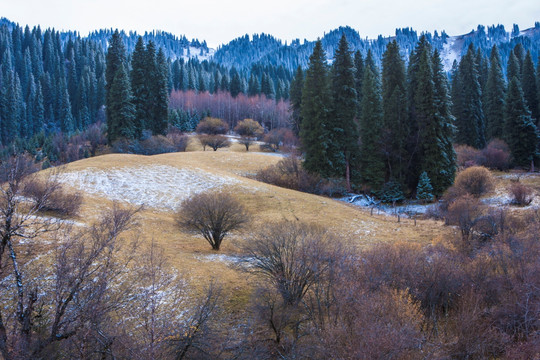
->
left=58, top=165, right=248, bottom=210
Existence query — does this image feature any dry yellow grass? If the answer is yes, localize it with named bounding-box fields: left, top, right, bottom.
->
left=44, top=150, right=454, bottom=305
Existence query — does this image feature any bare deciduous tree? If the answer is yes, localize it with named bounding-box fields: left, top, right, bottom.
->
left=0, top=154, right=142, bottom=359
left=241, top=221, right=341, bottom=305
left=176, top=191, right=249, bottom=250
left=197, top=134, right=231, bottom=151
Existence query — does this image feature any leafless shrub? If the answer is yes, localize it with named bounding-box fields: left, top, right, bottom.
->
left=455, top=144, right=484, bottom=168
left=254, top=155, right=347, bottom=197
left=176, top=191, right=249, bottom=250
left=171, top=281, right=225, bottom=360
left=197, top=134, right=231, bottom=151
left=166, top=132, right=190, bottom=152
left=241, top=221, right=342, bottom=305
left=23, top=177, right=82, bottom=217
left=454, top=166, right=495, bottom=197
left=83, top=122, right=107, bottom=156
left=508, top=181, right=535, bottom=206
left=482, top=139, right=511, bottom=170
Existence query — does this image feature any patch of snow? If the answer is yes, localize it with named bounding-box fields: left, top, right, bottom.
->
left=341, top=194, right=435, bottom=218
left=194, top=253, right=244, bottom=265
left=441, top=36, right=459, bottom=72
left=58, top=165, right=250, bottom=210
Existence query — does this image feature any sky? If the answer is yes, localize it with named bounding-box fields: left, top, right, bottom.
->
left=1, top=0, right=539, bottom=47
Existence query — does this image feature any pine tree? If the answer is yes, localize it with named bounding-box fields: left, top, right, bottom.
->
left=300, top=40, right=333, bottom=176
left=382, top=40, right=408, bottom=184
left=484, top=45, right=506, bottom=140
left=247, top=74, right=260, bottom=97
left=504, top=77, right=539, bottom=168
left=149, top=48, right=169, bottom=135
left=230, top=69, right=242, bottom=98
left=416, top=171, right=434, bottom=202
left=130, top=36, right=148, bottom=138
left=261, top=74, right=274, bottom=99
left=107, top=63, right=135, bottom=143
left=289, top=66, right=304, bottom=136
left=330, top=34, right=359, bottom=191
left=522, top=51, right=538, bottom=122
left=359, top=62, right=385, bottom=191
left=507, top=51, right=521, bottom=83
left=431, top=49, right=457, bottom=193
left=59, top=87, right=74, bottom=133
left=353, top=50, right=364, bottom=116
left=455, top=44, right=485, bottom=148
left=105, top=30, right=127, bottom=142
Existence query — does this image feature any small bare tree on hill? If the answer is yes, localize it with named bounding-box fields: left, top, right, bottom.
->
left=176, top=191, right=249, bottom=250
left=234, top=118, right=264, bottom=151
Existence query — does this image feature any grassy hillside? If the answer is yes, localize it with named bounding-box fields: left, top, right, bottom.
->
left=51, top=150, right=453, bottom=301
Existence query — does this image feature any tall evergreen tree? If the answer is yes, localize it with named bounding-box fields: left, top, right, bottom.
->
left=504, top=77, right=539, bottom=168
left=484, top=45, right=506, bottom=140
left=330, top=34, right=359, bottom=191
left=353, top=50, right=364, bottom=116
left=107, top=63, right=135, bottom=143
left=149, top=48, right=169, bottom=135
left=455, top=44, right=485, bottom=148
left=230, top=69, right=242, bottom=98
left=300, top=40, right=333, bottom=176
left=247, top=74, right=260, bottom=97
left=507, top=51, right=521, bottom=84
left=359, top=61, right=385, bottom=191
left=59, top=87, right=74, bottom=133
left=381, top=40, right=408, bottom=184
left=431, top=49, right=457, bottom=193
left=105, top=30, right=127, bottom=141
left=522, top=51, right=538, bottom=122
left=130, top=36, right=148, bottom=138
left=289, top=66, right=304, bottom=136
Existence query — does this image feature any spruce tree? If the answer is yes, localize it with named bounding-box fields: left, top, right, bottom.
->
left=507, top=51, right=521, bottom=83
left=300, top=40, right=332, bottom=177
left=330, top=34, right=359, bottom=191
left=431, top=49, right=457, bottom=193
left=353, top=50, right=364, bottom=116
left=522, top=51, right=538, bottom=122
left=130, top=36, right=148, bottom=138
left=416, top=171, right=434, bottom=202
left=504, top=77, right=539, bottom=168
left=107, top=63, right=135, bottom=143
left=289, top=66, right=304, bottom=136
left=59, top=87, right=74, bottom=134
left=105, top=30, right=127, bottom=142
left=230, top=69, right=242, bottom=98
left=484, top=45, right=506, bottom=140
left=359, top=62, right=385, bottom=191
left=149, top=48, right=169, bottom=135
left=382, top=40, right=408, bottom=184
left=247, top=74, right=260, bottom=97
left=455, top=44, right=485, bottom=148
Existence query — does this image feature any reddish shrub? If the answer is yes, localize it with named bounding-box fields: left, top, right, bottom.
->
left=481, top=139, right=511, bottom=170
left=455, top=144, right=483, bottom=168
left=23, top=178, right=82, bottom=217
left=454, top=166, right=495, bottom=197
left=508, top=181, right=535, bottom=206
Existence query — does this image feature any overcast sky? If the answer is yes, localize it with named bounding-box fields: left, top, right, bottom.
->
left=1, top=0, right=538, bottom=47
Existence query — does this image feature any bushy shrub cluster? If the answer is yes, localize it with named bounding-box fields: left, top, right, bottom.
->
left=112, top=131, right=189, bottom=155
left=254, top=155, right=347, bottom=197
left=455, top=139, right=511, bottom=170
